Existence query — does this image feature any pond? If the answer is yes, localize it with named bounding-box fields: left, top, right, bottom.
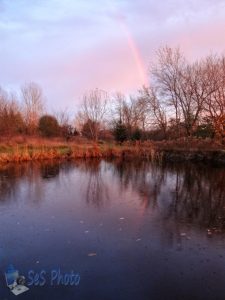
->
left=0, top=159, right=225, bottom=299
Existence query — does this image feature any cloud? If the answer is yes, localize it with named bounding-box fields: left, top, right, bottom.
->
left=0, top=0, right=225, bottom=111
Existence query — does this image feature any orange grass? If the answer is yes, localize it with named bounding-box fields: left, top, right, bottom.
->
left=0, top=136, right=224, bottom=164
left=0, top=139, right=157, bottom=163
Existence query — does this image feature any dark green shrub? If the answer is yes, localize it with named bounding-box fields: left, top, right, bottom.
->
left=113, top=121, right=128, bottom=143
left=38, top=115, right=60, bottom=137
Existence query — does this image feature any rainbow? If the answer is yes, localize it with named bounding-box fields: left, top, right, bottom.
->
left=118, top=18, right=149, bottom=87
left=107, top=2, right=148, bottom=87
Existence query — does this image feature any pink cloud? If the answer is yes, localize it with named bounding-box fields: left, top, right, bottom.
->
left=1, top=0, right=225, bottom=112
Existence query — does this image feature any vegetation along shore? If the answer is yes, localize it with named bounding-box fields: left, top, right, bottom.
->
left=0, top=137, right=224, bottom=165
left=0, top=47, right=224, bottom=165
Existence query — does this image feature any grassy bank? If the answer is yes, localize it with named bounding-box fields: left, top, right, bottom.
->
left=0, top=137, right=224, bottom=165
left=0, top=138, right=158, bottom=163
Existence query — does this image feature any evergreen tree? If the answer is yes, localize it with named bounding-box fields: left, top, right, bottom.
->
left=113, top=120, right=128, bottom=143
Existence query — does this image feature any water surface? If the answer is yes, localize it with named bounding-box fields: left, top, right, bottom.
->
left=0, top=159, right=225, bottom=300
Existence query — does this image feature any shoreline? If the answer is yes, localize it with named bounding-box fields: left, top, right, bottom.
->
left=160, top=149, right=225, bottom=165
left=0, top=141, right=225, bottom=165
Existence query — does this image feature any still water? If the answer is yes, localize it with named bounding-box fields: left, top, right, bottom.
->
left=0, top=159, right=225, bottom=300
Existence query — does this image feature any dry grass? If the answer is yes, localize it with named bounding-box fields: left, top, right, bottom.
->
left=0, top=137, right=158, bottom=163
left=0, top=136, right=224, bottom=164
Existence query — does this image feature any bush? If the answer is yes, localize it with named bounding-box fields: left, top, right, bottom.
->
left=113, top=121, right=128, bottom=143
left=38, top=115, right=60, bottom=137
left=60, top=125, right=79, bottom=140
left=194, top=123, right=214, bottom=139
left=131, top=128, right=142, bottom=141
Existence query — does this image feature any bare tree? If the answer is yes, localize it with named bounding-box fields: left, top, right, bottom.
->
left=111, top=92, right=149, bottom=138
left=141, top=86, right=167, bottom=138
left=152, top=46, right=217, bottom=137
left=54, top=108, right=78, bottom=139
left=21, top=82, right=44, bottom=134
left=79, top=89, right=108, bottom=141
left=135, top=96, right=150, bottom=131
left=203, top=55, right=225, bottom=139
left=111, top=92, right=126, bottom=124
left=0, top=87, right=24, bottom=136
left=54, top=108, right=70, bottom=127
left=152, top=47, right=183, bottom=136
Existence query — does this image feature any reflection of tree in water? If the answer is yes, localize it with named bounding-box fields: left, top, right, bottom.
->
left=168, top=163, right=225, bottom=229
left=40, top=162, right=60, bottom=179
left=0, top=162, right=47, bottom=203
left=1, top=159, right=225, bottom=230
left=0, top=161, right=63, bottom=205
left=80, top=160, right=110, bottom=208
left=0, top=160, right=111, bottom=208
left=0, top=163, right=29, bottom=202
left=111, top=159, right=225, bottom=229
left=112, top=159, right=166, bottom=209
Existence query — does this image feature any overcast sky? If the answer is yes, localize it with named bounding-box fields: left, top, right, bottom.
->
left=1, top=0, right=225, bottom=112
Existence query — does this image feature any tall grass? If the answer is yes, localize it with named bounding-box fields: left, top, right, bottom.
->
left=0, top=137, right=224, bottom=164
left=0, top=141, right=159, bottom=163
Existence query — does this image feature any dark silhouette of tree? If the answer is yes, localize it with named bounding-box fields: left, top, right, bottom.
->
left=113, top=120, right=128, bottom=143
left=38, top=115, right=60, bottom=137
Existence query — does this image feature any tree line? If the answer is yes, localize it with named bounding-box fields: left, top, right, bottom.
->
left=1, top=47, right=225, bottom=142
left=0, top=82, right=77, bottom=139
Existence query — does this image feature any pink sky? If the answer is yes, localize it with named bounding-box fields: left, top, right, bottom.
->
left=0, top=0, right=225, bottom=112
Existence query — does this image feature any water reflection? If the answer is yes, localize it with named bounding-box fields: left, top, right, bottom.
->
left=113, top=160, right=225, bottom=229
left=40, top=162, right=60, bottom=179
left=79, top=160, right=110, bottom=208
left=167, top=163, right=225, bottom=229
left=0, top=163, right=36, bottom=203
left=112, top=159, right=166, bottom=209
left=0, top=160, right=225, bottom=229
